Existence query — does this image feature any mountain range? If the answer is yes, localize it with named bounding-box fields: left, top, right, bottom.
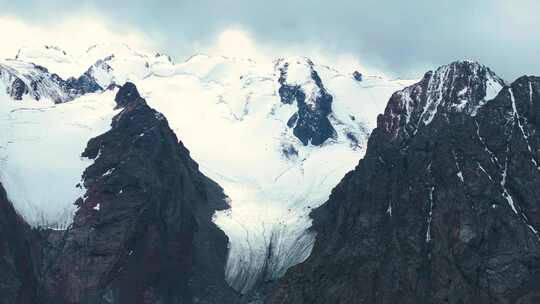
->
left=0, top=44, right=538, bottom=304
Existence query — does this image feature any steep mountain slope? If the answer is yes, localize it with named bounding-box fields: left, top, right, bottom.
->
left=0, top=182, right=45, bottom=304
left=268, top=64, right=540, bottom=304
left=41, top=83, right=238, bottom=303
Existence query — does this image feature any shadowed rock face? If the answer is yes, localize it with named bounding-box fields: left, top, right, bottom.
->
left=0, top=183, right=46, bottom=304
left=41, top=82, right=238, bottom=304
left=267, top=69, right=540, bottom=303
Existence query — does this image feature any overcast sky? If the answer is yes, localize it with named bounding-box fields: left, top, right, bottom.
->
left=0, top=0, right=538, bottom=80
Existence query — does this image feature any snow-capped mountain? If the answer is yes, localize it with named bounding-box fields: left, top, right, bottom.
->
left=0, top=59, right=102, bottom=103
left=15, top=45, right=80, bottom=79
left=269, top=63, right=540, bottom=304
left=4, top=41, right=540, bottom=304
left=14, top=43, right=174, bottom=88
left=380, top=61, right=504, bottom=140
left=0, top=44, right=414, bottom=295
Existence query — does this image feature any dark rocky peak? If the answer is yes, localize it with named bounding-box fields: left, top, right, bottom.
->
left=62, top=74, right=102, bottom=97
left=275, top=57, right=336, bottom=146
left=377, top=60, right=505, bottom=142
left=268, top=75, right=540, bottom=304
left=41, top=83, right=238, bottom=303
left=114, top=81, right=142, bottom=108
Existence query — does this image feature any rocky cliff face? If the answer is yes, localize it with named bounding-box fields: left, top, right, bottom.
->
left=268, top=64, right=540, bottom=304
left=0, top=183, right=46, bottom=304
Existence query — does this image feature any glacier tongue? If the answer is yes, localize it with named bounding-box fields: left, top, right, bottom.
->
left=136, top=55, right=414, bottom=293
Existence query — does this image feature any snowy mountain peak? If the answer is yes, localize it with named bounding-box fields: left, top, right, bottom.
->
left=84, top=43, right=174, bottom=67
left=423, top=60, right=504, bottom=116
left=0, top=59, right=102, bottom=103
left=378, top=60, right=505, bottom=140
left=15, top=45, right=69, bottom=61
left=10, top=43, right=176, bottom=88
left=154, top=52, right=174, bottom=64
left=14, top=45, right=80, bottom=79
left=85, top=43, right=145, bottom=58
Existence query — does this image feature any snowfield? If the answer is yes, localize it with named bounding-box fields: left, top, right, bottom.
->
left=1, top=44, right=415, bottom=293
left=0, top=88, right=119, bottom=228
left=138, top=55, right=414, bottom=293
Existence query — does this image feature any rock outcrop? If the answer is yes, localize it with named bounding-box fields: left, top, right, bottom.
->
left=276, top=58, right=336, bottom=146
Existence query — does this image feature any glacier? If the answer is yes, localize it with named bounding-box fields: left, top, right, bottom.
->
left=0, top=85, right=120, bottom=228
left=3, top=45, right=416, bottom=293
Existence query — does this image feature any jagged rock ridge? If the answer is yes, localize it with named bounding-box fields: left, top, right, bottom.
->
left=380, top=60, right=504, bottom=140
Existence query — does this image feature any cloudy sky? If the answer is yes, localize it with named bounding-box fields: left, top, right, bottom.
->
left=0, top=0, right=538, bottom=80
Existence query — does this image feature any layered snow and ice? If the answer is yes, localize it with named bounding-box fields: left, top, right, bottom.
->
left=15, top=45, right=82, bottom=80
left=134, top=55, right=414, bottom=293
left=14, top=44, right=174, bottom=87
left=0, top=86, right=119, bottom=228
left=1, top=59, right=71, bottom=103
left=1, top=45, right=415, bottom=293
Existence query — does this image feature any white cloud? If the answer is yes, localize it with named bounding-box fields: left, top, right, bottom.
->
left=0, top=14, right=392, bottom=79
left=202, top=27, right=389, bottom=77
left=207, top=28, right=266, bottom=61
left=0, top=14, right=155, bottom=59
